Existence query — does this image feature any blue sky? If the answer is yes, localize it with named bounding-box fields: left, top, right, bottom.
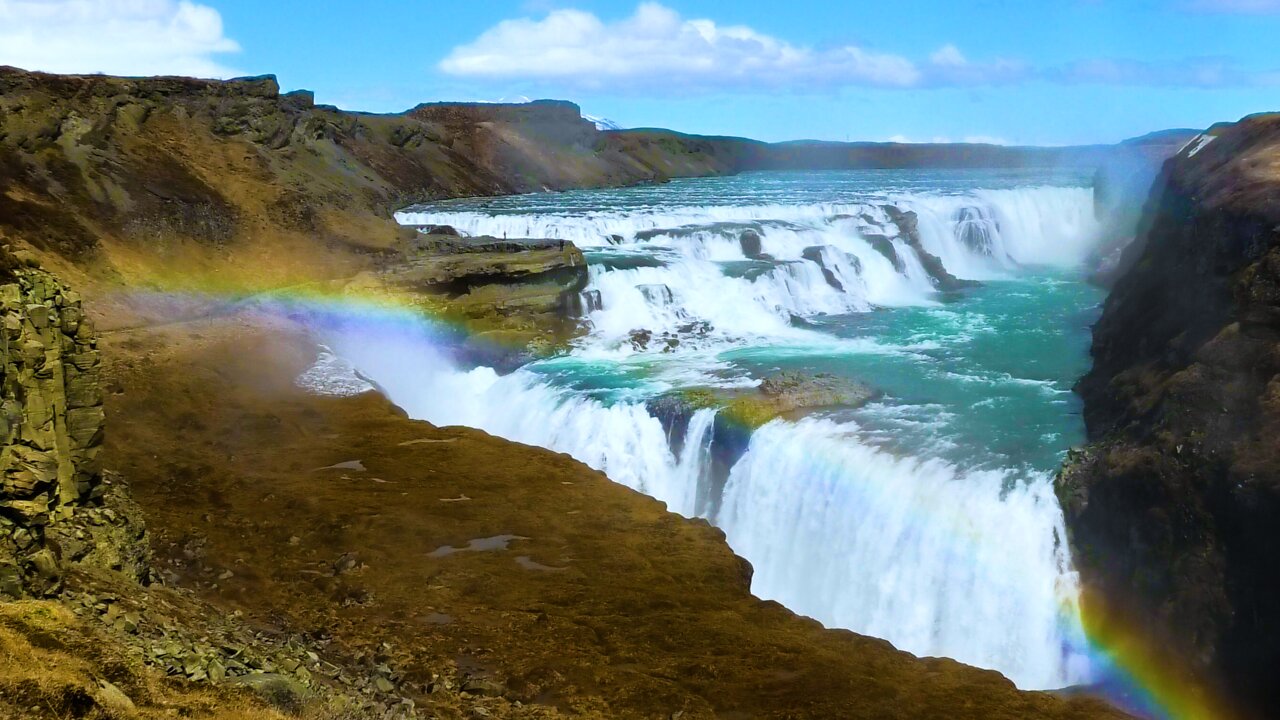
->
left=2, top=1, right=1278, bottom=145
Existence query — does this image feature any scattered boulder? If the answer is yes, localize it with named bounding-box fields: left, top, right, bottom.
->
left=418, top=224, right=461, bottom=237
left=461, top=676, right=506, bottom=697
left=739, top=229, right=764, bottom=258
left=229, top=673, right=312, bottom=713
left=94, top=680, right=136, bottom=715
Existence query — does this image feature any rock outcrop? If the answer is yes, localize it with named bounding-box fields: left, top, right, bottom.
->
left=1057, top=113, right=1280, bottom=719
left=368, top=233, right=590, bottom=370
left=883, top=206, right=979, bottom=291
left=0, top=256, right=126, bottom=597
left=648, top=372, right=881, bottom=518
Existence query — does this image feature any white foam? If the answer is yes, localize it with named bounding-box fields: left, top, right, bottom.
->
left=296, top=346, right=375, bottom=397
left=720, top=418, right=1091, bottom=689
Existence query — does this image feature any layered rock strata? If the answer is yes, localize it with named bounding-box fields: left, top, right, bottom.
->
left=0, top=260, right=110, bottom=597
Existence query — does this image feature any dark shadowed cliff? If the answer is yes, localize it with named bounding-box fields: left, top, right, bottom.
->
left=1058, top=114, right=1280, bottom=719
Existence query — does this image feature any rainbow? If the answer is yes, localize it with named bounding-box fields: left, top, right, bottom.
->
left=1072, top=589, right=1232, bottom=720
left=112, top=280, right=1234, bottom=720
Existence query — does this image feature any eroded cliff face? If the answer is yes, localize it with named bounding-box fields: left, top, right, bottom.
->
left=0, top=257, right=145, bottom=598
left=0, top=68, right=673, bottom=278
left=1057, top=113, right=1280, bottom=718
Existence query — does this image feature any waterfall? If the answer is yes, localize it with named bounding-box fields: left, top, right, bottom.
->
left=398, top=187, right=1100, bottom=330
left=300, top=175, right=1107, bottom=692
left=311, top=314, right=1093, bottom=690
left=719, top=419, right=1091, bottom=690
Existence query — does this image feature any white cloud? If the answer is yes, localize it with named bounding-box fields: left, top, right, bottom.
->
left=439, top=3, right=1024, bottom=91
left=441, top=2, right=1280, bottom=94
left=0, top=0, right=240, bottom=78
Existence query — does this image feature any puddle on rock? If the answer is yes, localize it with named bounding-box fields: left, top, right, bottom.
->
left=428, top=535, right=529, bottom=558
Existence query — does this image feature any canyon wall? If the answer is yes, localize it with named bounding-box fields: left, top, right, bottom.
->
left=1058, top=114, right=1280, bottom=719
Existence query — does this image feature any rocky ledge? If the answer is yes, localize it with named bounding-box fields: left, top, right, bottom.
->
left=1056, top=113, right=1280, bottom=719
left=647, top=372, right=881, bottom=518
left=368, top=231, right=590, bottom=370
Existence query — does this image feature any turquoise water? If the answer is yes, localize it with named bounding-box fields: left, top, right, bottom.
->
left=526, top=270, right=1101, bottom=476
left=376, top=170, right=1106, bottom=688
left=417, top=167, right=1096, bottom=211
left=765, top=273, right=1103, bottom=475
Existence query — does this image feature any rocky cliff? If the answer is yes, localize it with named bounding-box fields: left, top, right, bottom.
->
left=1086, top=129, right=1200, bottom=286
left=1057, top=113, right=1280, bottom=719
left=368, top=232, right=590, bottom=369
left=0, top=254, right=142, bottom=598
left=0, top=68, right=672, bottom=283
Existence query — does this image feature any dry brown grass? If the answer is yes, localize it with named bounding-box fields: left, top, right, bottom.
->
left=0, top=600, right=285, bottom=720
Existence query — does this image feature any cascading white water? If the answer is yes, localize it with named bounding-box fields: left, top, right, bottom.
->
left=314, top=318, right=716, bottom=514
left=305, top=174, right=1107, bottom=692
left=396, top=186, right=1097, bottom=267
left=907, top=188, right=1101, bottom=276
left=398, top=187, right=1099, bottom=343
left=718, top=419, right=1091, bottom=690
left=311, top=324, right=1092, bottom=689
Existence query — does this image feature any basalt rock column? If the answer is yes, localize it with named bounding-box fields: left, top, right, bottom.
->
left=0, top=263, right=106, bottom=596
